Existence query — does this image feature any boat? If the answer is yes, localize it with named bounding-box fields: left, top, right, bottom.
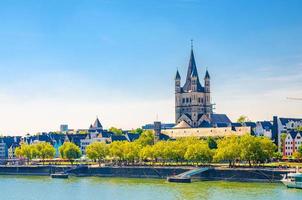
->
left=50, top=173, right=69, bottom=179
left=281, top=172, right=302, bottom=189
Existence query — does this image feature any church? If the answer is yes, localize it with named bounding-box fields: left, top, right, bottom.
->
left=174, top=45, right=232, bottom=128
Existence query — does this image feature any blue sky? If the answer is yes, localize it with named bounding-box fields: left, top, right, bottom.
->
left=0, top=0, right=301, bottom=135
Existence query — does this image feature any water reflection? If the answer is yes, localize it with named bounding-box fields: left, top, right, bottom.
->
left=0, top=176, right=301, bottom=200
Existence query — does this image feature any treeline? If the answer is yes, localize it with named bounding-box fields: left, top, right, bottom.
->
left=86, top=131, right=277, bottom=167
left=15, top=131, right=278, bottom=167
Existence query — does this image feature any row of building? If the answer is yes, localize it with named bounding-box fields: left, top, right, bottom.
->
left=0, top=117, right=141, bottom=160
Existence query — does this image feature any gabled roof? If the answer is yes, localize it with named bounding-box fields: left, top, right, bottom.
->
left=260, top=121, right=273, bottom=130
left=279, top=117, right=302, bottom=125
left=93, top=118, right=103, bottom=129
left=174, top=120, right=191, bottom=129
left=211, top=114, right=232, bottom=124
left=125, top=133, right=140, bottom=142
left=199, top=120, right=212, bottom=128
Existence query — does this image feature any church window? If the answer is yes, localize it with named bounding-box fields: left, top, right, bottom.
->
left=182, top=98, right=185, bottom=103
left=201, top=98, right=204, bottom=103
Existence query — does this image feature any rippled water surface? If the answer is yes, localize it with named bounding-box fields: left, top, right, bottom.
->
left=0, top=176, right=301, bottom=200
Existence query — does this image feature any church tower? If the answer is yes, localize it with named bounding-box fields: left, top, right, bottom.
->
left=174, top=43, right=213, bottom=128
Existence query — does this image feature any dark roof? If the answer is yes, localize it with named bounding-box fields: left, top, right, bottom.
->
left=244, top=122, right=257, bottom=128
left=289, top=130, right=299, bottom=139
left=182, top=49, right=204, bottom=92
left=93, top=118, right=103, bottom=129
left=205, top=70, right=210, bottom=79
left=211, top=114, right=232, bottom=124
left=216, top=123, right=229, bottom=128
left=279, top=117, right=302, bottom=125
left=175, top=70, right=181, bottom=80
left=111, top=135, right=127, bottom=142
left=199, top=120, right=212, bottom=128
left=260, top=121, right=273, bottom=130
left=231, top=123, right=242, bottom=127
left=125, top=133, right=140, bottom=142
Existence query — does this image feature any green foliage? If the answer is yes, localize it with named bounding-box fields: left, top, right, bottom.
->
left=237, top=115, right=249, bottom=123
left=109, top=127, right=123, bottom=136
left=135, top=130, right=155, bottom=146
left=214, top=134, right=277, bottom=167
left=86, top=142, right=108, bottom=166
left=130, top=128, right=143, bottom=135
left=59, top=142, right=81, bottom=164
left=15, top=143, right=35, bottom=164
left=273, top=152, right=283, bottom=160
left=207, top=137, right=217, bottom=149
left=298, top=146, right=302, bottom=155
left=34, top=142, right=56, bottom=162
left=214, top=135, right=241, bottom=167
left=184, top=141, right=213, bottom=163
left=15, top=142, right=55, bottom=164
left=296, top=126, right=302, bottom=132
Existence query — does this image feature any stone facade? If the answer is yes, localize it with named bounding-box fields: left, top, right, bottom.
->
left=175, top=47, right=213, bottom=128
left=161, top=126, right=250, bottom=139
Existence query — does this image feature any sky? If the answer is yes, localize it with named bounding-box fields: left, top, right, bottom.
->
left=0, top=0, right=302, bottom=135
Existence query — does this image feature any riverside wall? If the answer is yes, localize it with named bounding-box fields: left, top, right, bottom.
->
left=0, top=166, right=292, bottom=182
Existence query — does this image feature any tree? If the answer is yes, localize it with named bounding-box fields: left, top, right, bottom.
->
left=292, top=152, right=302, bottom=160
left=86, top=142, right=109, bottom=166
left=34, top=142, right=56, bottom=164
left=207, top=137, right=217, bottom=149
left=109, top=127, right=123, bottom=136
left=185, top=141, right=213, bottom=164
left=59, top=142, right=81, bottom=164
left=15, top=143, right=36, bottom=164
left=237, top=115, right=249, bottom=123
left=296, top=126, right=302, bottom=132
left=136, top=130, right=154, bottom=146
left=298, top=145, right=302, bottom=154
left=214, top=135, right=241, bottom=167
left=130, top=128, right=143, bottom=135
left=122, top=142, right=140, bottom=164
left=139, top=145, right=155, bottom=162
left=109, top=141, right=125, bottom=163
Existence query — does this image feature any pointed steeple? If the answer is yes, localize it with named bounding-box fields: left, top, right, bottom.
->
left=182, top=41, right=203, bottom=92
left=175, top=70, right=181, bottom=80
left=205, top=70, right=210, bottom=79
left=93, top=117, right=103, bottom=129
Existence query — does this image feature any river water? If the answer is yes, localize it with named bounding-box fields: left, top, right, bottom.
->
left=0, top=176, right=301, bottom=200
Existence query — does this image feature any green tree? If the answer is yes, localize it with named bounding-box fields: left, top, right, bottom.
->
left=122, top=142, right=140, bottom=164
left=109, top=127, right=123, bottom=136
left=237, top=115, right=249, bottom=123
left=298, top=145, right=302, bottom=154
left=136, top=130, right=155, bottom=146
left=296, top=126, right=302, bottom=132
left=15, top=143, right=36, bottom=164
left=59, top=142, right=81, bottom=165
left=130, top=128, right=143, bottom=135
left=34, top=142, right=56, bottom=164
left=86, top=142, right=109, bottom=166
left=214, top=135, right=241, bottom=167
left=273, top=152, right=283, bottom=160
left=109, top=141, right=125, bottom=163
left=185, top=141, right=213, bottom=164
left=139, top=145, right=155, bottom=162
left=207, top=137, right=217, bottom=149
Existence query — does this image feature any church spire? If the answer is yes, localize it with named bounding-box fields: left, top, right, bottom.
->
left=182, top=40, right=202, bottom=91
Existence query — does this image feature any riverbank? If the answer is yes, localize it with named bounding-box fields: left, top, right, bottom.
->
left=0, top=166, right=294, bottom=182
